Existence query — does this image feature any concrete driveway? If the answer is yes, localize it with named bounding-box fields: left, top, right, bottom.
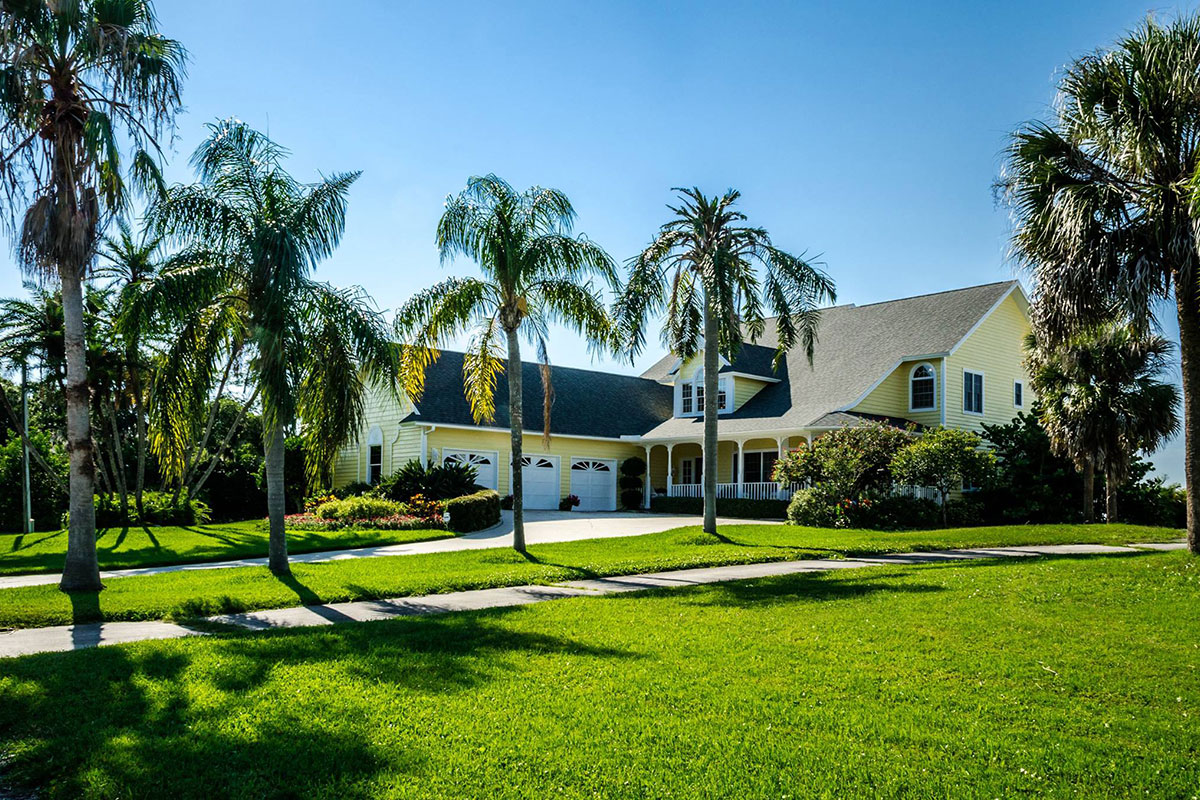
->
left=0, top=511, right=776, bottom=590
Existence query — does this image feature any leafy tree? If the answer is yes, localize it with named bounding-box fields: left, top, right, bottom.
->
left=979, top=408, right=1090, bottom=524
left=891, top=428, right=996, bottom=524
left=147, top=120, right=396, bottom=575
left=1026, top=326, right=1179, bottom=523
left=1001, top=13, right=1200, bottom=550
left=0, top=0, right=185, bottom=590
left=395, top=175, right=617, bottom=553
left=618, top=188, right=834, bottom=534
left=772, top=421, right=913, bottom=501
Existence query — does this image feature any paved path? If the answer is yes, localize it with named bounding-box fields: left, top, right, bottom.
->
left=0, top=511, right=772, bottom=590
left=0, top=540, right=1183, bottom=659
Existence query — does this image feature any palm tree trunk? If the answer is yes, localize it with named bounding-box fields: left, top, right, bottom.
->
left=105, top=403, right=129, bottom=524
left=1176, top=280, right=1200, bottom=553
left=129, top=339, right=147, bottom=520
left=1082, top=457, right=1095, bottom=523
left=264, top=418, right=290, bottom=575
left=1105, top=461, right=1119, bottom=524
left=506, top=326, right=526, bottom=553
left=58, top=267, right=102, bottom=592
left=702, top=290, right=719, bottom=535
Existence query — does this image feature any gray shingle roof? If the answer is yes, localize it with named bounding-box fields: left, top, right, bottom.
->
left=402, top=350, right=674, bottom=439
left=636, top=280, right=1019, bottom=439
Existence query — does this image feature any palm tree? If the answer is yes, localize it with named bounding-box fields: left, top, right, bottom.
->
left=1026, top=325, right=1180, bottom=523
left=395, top=175, right=618, bottom=553
left=97, top=219, right=165, bottom=519
left=146, top=120, right=397, bottom=576
left=617, top=188, right=835, bottom=534
left=1001, top=14, right=1200, bottom=551
left=0, top=0, right=185, bottom=590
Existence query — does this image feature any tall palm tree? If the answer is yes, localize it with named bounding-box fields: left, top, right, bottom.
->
left=146, top=120, right=397, bottom=576
left=0, top=0, right=185, bottom=590
left=97, top=219, right=165, bottom=519
left=395, top=175, right=618, bottom=553
left=1027, top=325, right=1180, bottom=523
left=617, top=188, right=835, bottom=534
left=1001, top=14, right=1200, bottom=551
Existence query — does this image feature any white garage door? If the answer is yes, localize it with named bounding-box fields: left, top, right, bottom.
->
left=517, top=455, right=559, bottom=509
left=570, top=459, right=617, bottom=512
left=442, top=450, right=498, bottom=491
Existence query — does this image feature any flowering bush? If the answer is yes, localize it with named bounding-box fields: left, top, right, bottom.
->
left=304, top=494, right=339, bottom=514
left=401, top=493, right=445, bottom=521
left=314, top=496, right=404, bottom=521
left=284, top=512, right=444, bottom=532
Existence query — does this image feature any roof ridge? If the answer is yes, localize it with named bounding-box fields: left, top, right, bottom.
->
left=840, top=280, right=1017, bottom=311
left=434, top=349, right=660, bottom=383
left=757, top=280, right=1017, bottom=322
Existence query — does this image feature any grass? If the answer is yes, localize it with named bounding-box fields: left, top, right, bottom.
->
left=0, top=549, right=1196, bottom=798
left=0, top=521, right=453, bottom=576
left=0, top=522, right=1179, bottom=630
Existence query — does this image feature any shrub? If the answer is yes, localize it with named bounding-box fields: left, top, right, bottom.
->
left=0, top=431, right=66, bottom=531
left=1119, top=478, right=1187, bottom=528
left=650, top=496, right=788, bottom=519
left=620, top=457, right=646, bottom=477
left=857, top=495, right=940, bottom=530
left=500, top=494, right=514, bottom=510
left=944, top=497, right=985, bottom=527
left=620, top=488, right=644, bottom=510
left=618, top=474, right=643, bottom=491
left=446, top=489, right=501, bottom=533
left=786, top=487, right=838, bottom=527
left=94, top=491, right=210, bottom=527
left=558, top=494, right=581, bottom=511
left=314, top=496, right=405, bottom=521
left=773, top=422, right=914, bottom=498
left=374, top=459, right=480, bottom=502
left=333, top=481, right=373, bottom=500
left=402, top=493, right=445, bottom=522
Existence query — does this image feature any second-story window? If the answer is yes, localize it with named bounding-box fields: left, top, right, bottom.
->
left=678, top=372, right=730, bottom=416
left=964, top=370, right=984, bottom=415
left=910, top=363, right=936, bottom=411
left=681, top=382, right=693, bottom=414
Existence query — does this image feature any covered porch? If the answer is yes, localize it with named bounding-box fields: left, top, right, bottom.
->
left=634, top=433, right=811, bottom=507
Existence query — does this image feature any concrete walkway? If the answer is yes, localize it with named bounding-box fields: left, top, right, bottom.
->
left=0, top=540, right=1183, bottom=659
left=0, top=511, right=772, bottom=590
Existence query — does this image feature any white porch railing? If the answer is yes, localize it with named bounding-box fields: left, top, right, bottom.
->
left=893, top=485, right=941, bottom=503
left=668, top=482, right=801, bottom=501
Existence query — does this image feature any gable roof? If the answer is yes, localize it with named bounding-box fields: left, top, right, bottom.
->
left=641, top=342, right=780, bottom=382
left=401, top=350, right=674, bottom=439
left=637, top=280, right=1022, bottom=439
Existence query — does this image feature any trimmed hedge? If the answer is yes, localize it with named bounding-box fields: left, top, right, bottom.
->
left=94, top=491, right=210, bottom=527
left=649, top=496, right=788, bottom=519
left=446, top=489, right=501, bottom=533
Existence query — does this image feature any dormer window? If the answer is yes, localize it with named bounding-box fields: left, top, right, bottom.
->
left=909, top=363, right=937, bottom=411
left=677, top=370, right=730, bottom=416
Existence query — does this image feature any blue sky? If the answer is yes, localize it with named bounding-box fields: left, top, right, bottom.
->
left=0, top=0, right=1190, bottom=480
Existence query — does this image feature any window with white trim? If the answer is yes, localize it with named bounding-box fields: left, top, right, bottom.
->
left=963, top=370, right=984, bottom=415
left=1013, top=380, right=1024, bottom=409
left=909, top=363, right=936, bottom=411
left=734, top=451, right=779, bottom=484
left=368, top=445, right=383, bottom=484
left=677, top=370, right=730, bottom=416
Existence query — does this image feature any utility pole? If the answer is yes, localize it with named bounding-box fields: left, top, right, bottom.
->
left=21, top=362, right=32, bottom=534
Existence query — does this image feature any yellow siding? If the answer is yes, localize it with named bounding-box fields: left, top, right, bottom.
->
left=852, top=358, right=944, bottom=428
left=332, top=382, right=413, bottom=487
left=425, top=427, right=644, bottom=499
left=733, top=376, right=770, bottom=410
left=944, top=293, right=1034, bottom=434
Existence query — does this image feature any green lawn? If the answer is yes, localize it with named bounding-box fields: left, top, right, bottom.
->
left=0, top=522, right=1179, bottom=630
left=0, top=550, right=1196, bottom=798
left=0, top=521, right=452, bottom=576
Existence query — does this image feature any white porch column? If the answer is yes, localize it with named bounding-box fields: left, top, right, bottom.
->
left=665, top=442, right=674, bottom=497
left=736, top=439, right=745, bottom=499
left=643, top=444, right=652, bottom=509
left=776, top=436, right=788, bottom=499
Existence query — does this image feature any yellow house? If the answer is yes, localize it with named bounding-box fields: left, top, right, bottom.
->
left=334, top=281, right=1034, bottom=510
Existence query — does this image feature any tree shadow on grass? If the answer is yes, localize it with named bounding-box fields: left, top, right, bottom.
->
left=0, top=604, right=638, bottom=798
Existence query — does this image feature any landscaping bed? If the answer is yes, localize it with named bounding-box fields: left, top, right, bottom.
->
left=0, top=549, right=1195, bottom=798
